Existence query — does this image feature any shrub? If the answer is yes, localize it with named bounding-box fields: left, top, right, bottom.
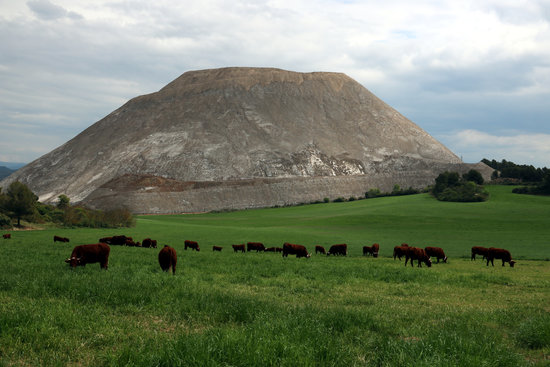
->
left=333, top=197, right=346, bottom=203
left=432, top=171, right=489, bottom=202
left=0, top=212, right=11, bottom=228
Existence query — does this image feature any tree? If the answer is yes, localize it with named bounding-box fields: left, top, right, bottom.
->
left=4, top=181, right=37, bottom=226
left=463, top=169, right=484, bottom=185
left=57, top=195, right=70, bottom=209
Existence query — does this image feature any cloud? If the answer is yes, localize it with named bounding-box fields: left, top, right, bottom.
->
left=440, top=129, right=550, bottom=167
left=0, top=0, right=549, bottom=166
left=26, top=0, right=82, bottom=20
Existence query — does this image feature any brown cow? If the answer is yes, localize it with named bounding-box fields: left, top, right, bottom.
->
left=247, top=242, right=265, bottom=252
left=404, top=247, right=432, bottom=268
left=3, top=234, right=11, bottom=239
left=99, top=235, right=130, bottom=246
left=158, top=245, right=177, bottom=274
left=54, top=235, right=70, bottom=243
left=327, top=244, right=347, bottom=256
left=393, top=244, right=409, bottom=260
left=184, top=240, right=200, bottom=251
left=142, top=238, right=157, bottom=248
left=471, top=246, right=489, bottom=261
left=125, top=239, right=141, bottom=247
left=265, top=247, right=277, bottom=252
left=232, top=244, right=245, bottom=253
left=213, top=246, right=223, bottom=251
left=486, top=247, right=516, bottom=267
left=315, top=245, right=326, bottom=255
left=425, top=246, right=447, bottom=263
left=363, top=243, right=380, bottom=257
left=282, top=243, right=310, bottom=258
left=65, top=243, right=110, bottom=270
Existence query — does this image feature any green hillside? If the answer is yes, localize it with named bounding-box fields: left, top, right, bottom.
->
left=132, top=185, right=550, bottom=260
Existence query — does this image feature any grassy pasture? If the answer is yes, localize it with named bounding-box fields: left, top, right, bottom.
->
left=0, top=185, right=549, bottom=366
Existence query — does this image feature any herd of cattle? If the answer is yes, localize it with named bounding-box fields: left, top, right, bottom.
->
left=2, top=233, right=516, bottom=273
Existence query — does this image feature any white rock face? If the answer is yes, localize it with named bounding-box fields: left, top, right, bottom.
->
left=1, top=67, right=490, bottom=213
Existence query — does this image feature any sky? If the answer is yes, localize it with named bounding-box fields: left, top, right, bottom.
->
left=1, top=0, right=549, bottom=168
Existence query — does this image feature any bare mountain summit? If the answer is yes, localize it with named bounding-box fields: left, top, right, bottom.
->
left=1, top=67, right=491, bottom=213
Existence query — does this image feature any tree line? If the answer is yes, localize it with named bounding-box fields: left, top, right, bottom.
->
left=0, top=181, right=135, bottom=229
left=482, top=158, right=549, bottom=182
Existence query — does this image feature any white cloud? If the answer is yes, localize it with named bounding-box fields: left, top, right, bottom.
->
left=0, top=0, right=549, bottom=164
left=441, top=129, right=550, bottom=167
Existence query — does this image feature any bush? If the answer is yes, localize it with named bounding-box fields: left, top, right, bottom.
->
left=333, top=197, right=346, bottom=203
left=432, top=171, right=489, bottom=202
left=0, top=212, right=11, bottom=228
left=365, top=188, right=381, bottom=199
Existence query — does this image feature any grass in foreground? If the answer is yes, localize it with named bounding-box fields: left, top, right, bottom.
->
left=0, top=185, right=549, bottom=366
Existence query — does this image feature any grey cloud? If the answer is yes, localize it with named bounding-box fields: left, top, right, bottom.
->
left=27, top=0, right=82, bottom=21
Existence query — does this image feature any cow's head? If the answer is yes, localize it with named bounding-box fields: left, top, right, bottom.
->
left=425, top=257, right=432, bottom=267
left=373, top=252, right=379, bottom=258
left=443, top=256, right=448, bottom=263
left=306, top=253, right=311, bottom=258
left=65, top=256, right=83, bottom=268
left=509, top=260, right=516, bottom=268
left=196, top=246, right=200, bottom=252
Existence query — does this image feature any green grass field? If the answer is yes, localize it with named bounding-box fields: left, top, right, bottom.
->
left=1, top=185, right=549, bottom=366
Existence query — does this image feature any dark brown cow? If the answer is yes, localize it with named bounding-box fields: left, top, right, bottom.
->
left=327, top=244, right=347, bottom=256
left=247, top=242, right=265, bottom=252
left=471, top=246, right=489, bottom=261
left=486, top=247, right=516, bottom=267
left=142, top=238, right=158, bottom=248
left=125, top=239, right=141, bottom=247
left=54, top=235, right=70, bottom=243
left=425, top=246, right=447, bottom=263
left=158, top=245, right=177, bottom=274
left=65, top=243, right=110, bottom=270
left=282, top=243, right=310, bottom=258
left=265, top=247, right=277, bottom=252
left=3, top=234, right=11, bottom=239
left=232, top=244, right=245, bottom=253
left=184, top=240, right=200, bottom=251
left=363, top=243, right=380, bottom=257
left=99, top=235, right=130, bottom=246
left=315, top=245, right=326, bottom=255
left=213, top=246, right=223, bottom=251
left=404, top=247, right=432, bottom=268
left=393, top=244, right=409, bottom=260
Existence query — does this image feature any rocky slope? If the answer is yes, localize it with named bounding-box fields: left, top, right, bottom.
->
left=1, top=67, right=491, bottom=213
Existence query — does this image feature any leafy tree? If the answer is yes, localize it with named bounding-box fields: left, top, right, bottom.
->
left=4, top=181, right=37, bottom=226
left=432, top=172, right=488, bottom=202
left=57, top=194, right=70, bottom=209
left=463, top=169, right=484, bottom=185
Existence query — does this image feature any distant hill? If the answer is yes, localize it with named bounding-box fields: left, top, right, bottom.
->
left=0, top=162, right=26, bottom=170
left=0, top=166, right=16, bottom=180
left=0, top=67, right=492, bottom=213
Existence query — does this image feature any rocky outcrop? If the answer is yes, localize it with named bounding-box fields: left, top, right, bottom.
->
left=1, top=67, right=490, bottom=213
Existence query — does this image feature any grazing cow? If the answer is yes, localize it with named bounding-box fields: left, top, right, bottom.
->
left=184, top=240, right=200, bottom=251
left=247, top=242, right=266, bottom=252
left=425, top=246, right=447, bottom=263
left=282, top=243, right=311, bottom=258
left=125, top=239, right=141, bottom=247
left=486, top=247, right=516, bottom=267
left=3, top=234, right=11, bottom=239
left=65, top=243, right=110, bottom=270
left=232, top=244, right=245, bottom=253
left=327, top=244, right=347, bottom=256
left=265, top=247, right=277, bottom=252
left=363, top=243, right=380, bottom=257
left=393, top=244, right=409, bottom=260
left=53, top=235, right=70, bottom=243
left=213, top=246, right=223, bottom=251
left=275, top=247, right=283, bottom=252
left=404, top=247, right=432, bottom=268
left=315, top=245, right=326, bottom=255
left=158, top=245, right=177, bottom=274
left=471, top=246, right=489, bottom=261
left=99, top=235, right=130, bottom=246
left=141, top=238, right=158, bottom=248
